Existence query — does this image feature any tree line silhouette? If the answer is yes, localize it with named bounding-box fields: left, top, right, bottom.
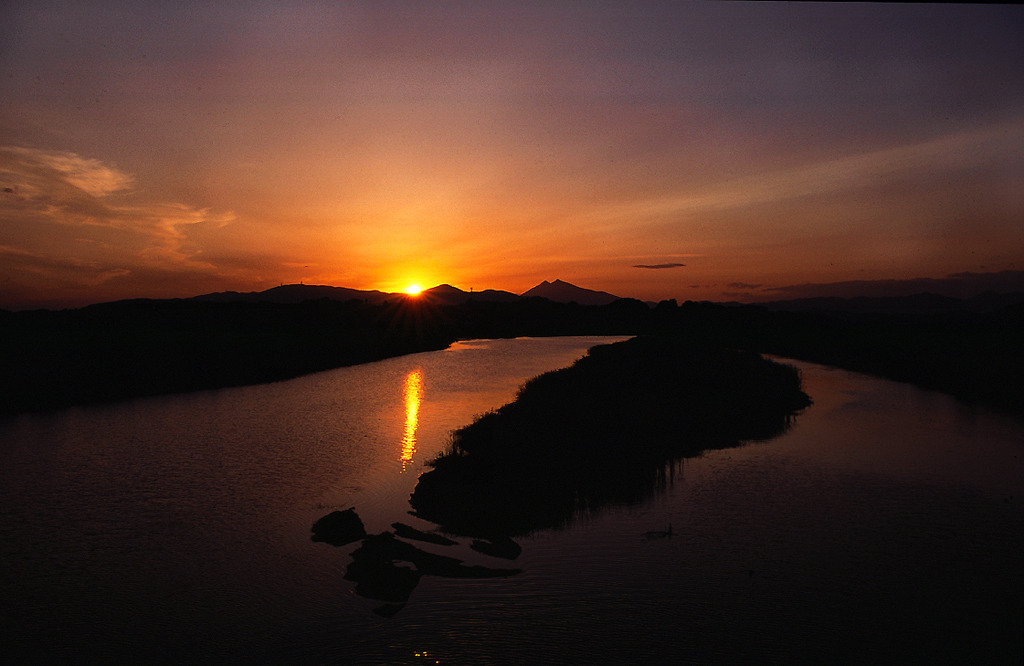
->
left=2, top=291, right=1022, bottom=417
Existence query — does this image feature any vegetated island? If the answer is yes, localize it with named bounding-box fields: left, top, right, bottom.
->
left=310, top=334, right=810, bottom=615
left=409, top=335, right=812, bottom=537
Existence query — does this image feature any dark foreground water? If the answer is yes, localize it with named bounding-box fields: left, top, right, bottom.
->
left=1, top=338, right=1021, bottom=663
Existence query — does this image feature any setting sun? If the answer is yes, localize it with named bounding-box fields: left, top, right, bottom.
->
left=405, top=284, right=423, bottom=295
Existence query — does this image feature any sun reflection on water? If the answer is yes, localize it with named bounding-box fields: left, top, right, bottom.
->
left=400, top=369, right=423, bottom=471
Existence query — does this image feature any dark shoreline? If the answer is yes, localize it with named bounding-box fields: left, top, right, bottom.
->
left=0, top=295, right=645, bottom=417
left=663, top=300, right=1024, bottom=418
left=3, top=293, right=1022, bottom=419
left=0, top=298, right=453, bottom=416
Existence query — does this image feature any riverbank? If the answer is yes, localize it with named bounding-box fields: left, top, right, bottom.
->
left=0, top=298, right=456, bottom=416
left=656, top=300, right=1024, bottom=418
left=0, top=296, right=642, bottom=417
left=3, top=293, right=1021, bottom=419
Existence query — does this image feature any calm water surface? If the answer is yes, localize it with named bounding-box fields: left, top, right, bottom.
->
left=1, top=339, right=1021, bottom=663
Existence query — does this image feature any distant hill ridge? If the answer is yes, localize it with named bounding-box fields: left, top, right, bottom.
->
left=751, top=290, right=1024, bottom=314
left=75, top=280, right=1024, bottom=314
left=191, top=279, right=623, bottom=307
left=192, top=283, right=392, bottom=305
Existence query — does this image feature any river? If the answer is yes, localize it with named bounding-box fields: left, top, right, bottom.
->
left=1, top=337, right=1021, bottom=663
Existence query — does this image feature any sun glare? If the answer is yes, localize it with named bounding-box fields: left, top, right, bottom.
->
left=405, top=284, right=422, bottom=295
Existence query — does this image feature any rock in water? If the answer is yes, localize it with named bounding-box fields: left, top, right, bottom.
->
left=311, top=507, right=367, bottom=546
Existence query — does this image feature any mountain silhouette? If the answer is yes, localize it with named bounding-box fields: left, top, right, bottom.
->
left=192, top=284, right=393, bottom=305
left=520, top=279, right=621, bottom=306
left=191, top=283, right=523, bottom=306
left=189, top=280, right=619, bottom=307
left=422, top=284, right=520, bottom=305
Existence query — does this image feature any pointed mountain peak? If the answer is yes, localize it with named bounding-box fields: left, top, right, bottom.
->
left=521, top=279, right=621, bottom=306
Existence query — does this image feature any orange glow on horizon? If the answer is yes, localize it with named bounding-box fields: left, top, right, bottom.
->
left=1, top=5, right=1021, bottom=311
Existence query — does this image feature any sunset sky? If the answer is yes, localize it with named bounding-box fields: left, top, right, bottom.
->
left=2, top=2, right=1023, bottom=309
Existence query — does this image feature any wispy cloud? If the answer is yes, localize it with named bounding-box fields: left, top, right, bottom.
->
left=1, top=146, right=134, bottom=196
left=1, top=146, right=233, bottom=261
left=0, top=146, right=236, bottom=307
left=598, top=119, right=1024, bottom=223
left=633, top=263, right=686, bottom=270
